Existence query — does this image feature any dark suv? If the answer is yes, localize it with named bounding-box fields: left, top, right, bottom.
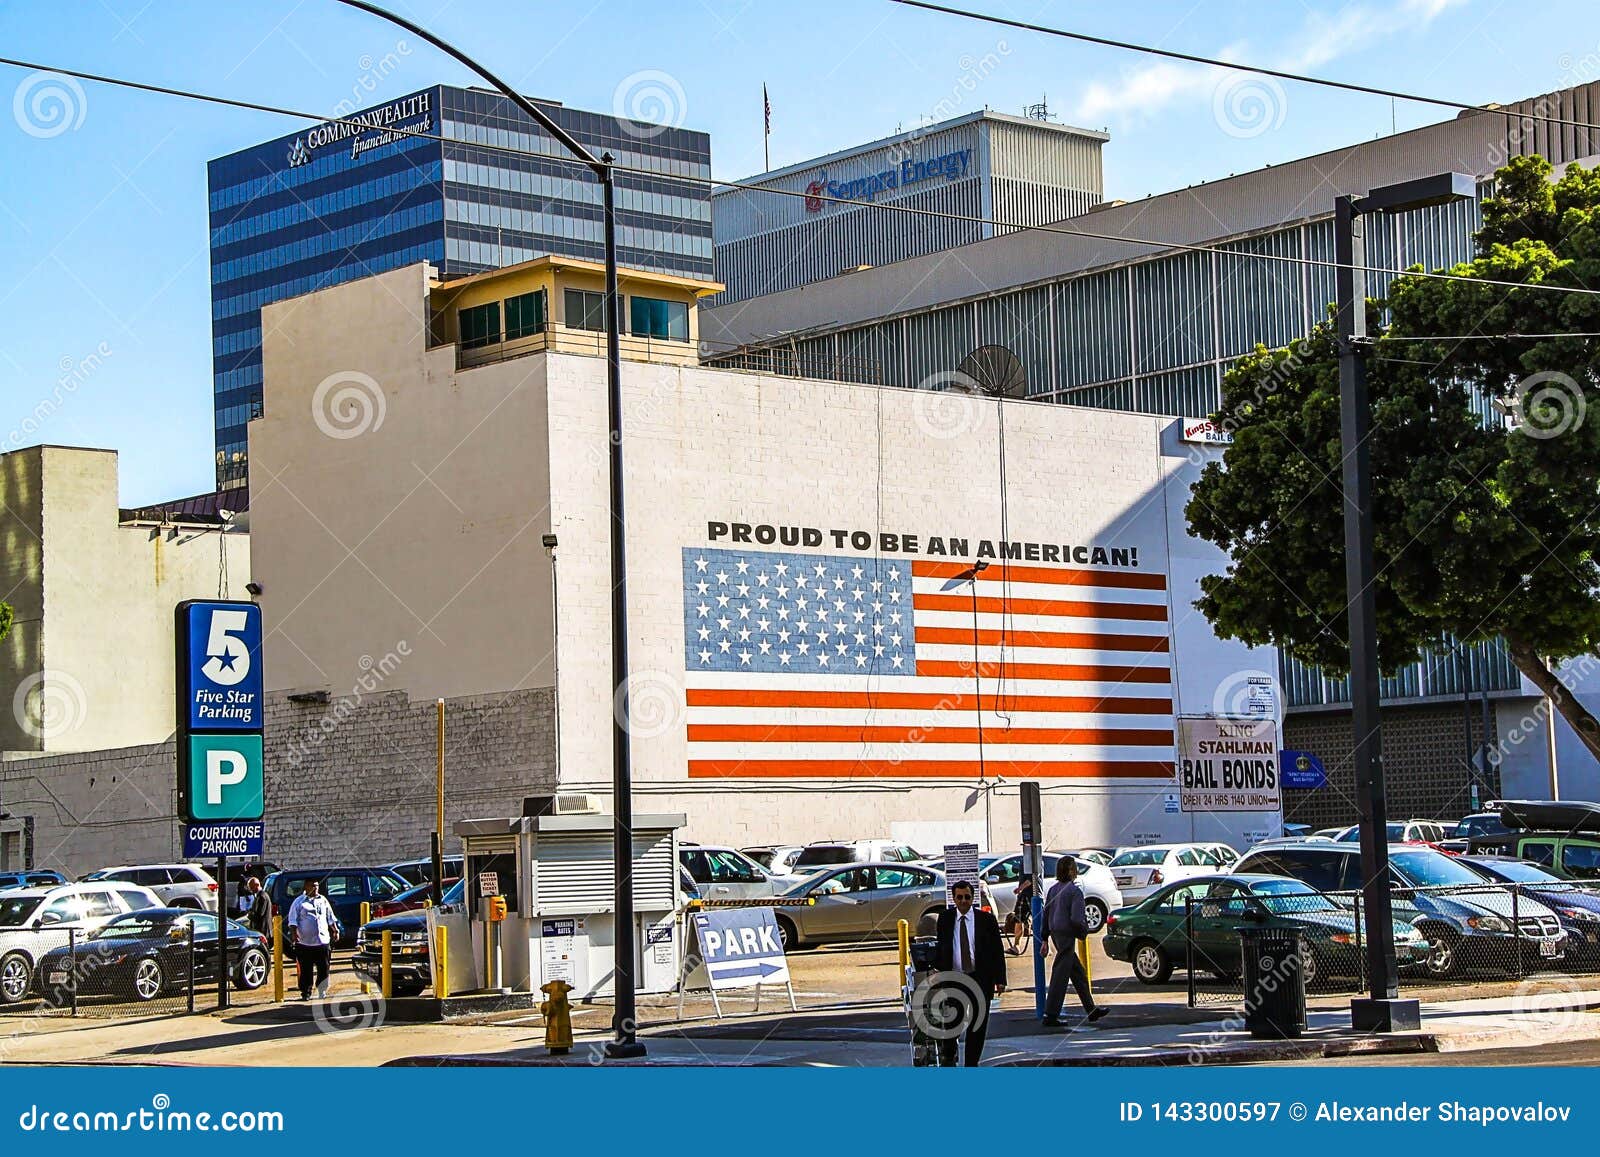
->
left=1234, top=842, right=1567, bottom=979
left=263, top=868, right=410, bottom=947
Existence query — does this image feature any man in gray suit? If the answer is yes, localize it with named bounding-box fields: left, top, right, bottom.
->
left=1041, top=858, right=1108, bottom=1027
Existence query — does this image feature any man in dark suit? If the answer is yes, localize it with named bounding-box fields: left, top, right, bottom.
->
left=932, top=879, right=1007, bottom=1065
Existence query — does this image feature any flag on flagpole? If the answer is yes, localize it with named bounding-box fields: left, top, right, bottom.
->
left=763, top=83, right=771, bottom=171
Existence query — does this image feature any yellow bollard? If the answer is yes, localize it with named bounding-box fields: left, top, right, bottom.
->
left=540, top=979, right=574, bottom=1054
left=359, top=902, right=372, bottom=994
left=1078, top=935, right=1092, bottom=984
left=381, top=929, right=393, bottom=1000
left=434, top=926, right=449, bottom=999
left=272, top=915, right=285, bottom=1003
left=897, top=918, right=911, bottom=973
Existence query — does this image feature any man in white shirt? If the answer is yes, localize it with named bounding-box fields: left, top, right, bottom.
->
left=286, top=878, right=342, bottom=999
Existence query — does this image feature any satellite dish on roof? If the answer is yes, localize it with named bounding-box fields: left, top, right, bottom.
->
left=956, top=345, right=1028, bottom=399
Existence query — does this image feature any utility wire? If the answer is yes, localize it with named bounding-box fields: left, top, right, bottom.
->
left=5, top=54, right=1600, bottom=302
left=890, top=0, right=1600, bottom=134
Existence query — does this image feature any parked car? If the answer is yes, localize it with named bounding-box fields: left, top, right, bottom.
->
left=1457, top=855, right=1600, bottom=961
left=1103, top=875, right=1429, bottom=986
left=976, top=852, right=1123, bottom=933
left=1107, top=844, right=1234, bottom=903
left=1076, top=848, right=1116, bottom=867
left=353, top=881, right=464, bottom=996
left=0, top=870, right=68, bottom=892
left=1334, top=820, right=1449, bottom=847
left=82, top=864, right=221, bottom=912
left=384, top=856, right=465, bottom=889
left=373, top=879, right=460, bottom=919
left=0, top=882, right=163, bottom=1004
left=773, top=863, right=949, bottom=950
left=1446, top=811, right=1513, bottom=845
left=263, top=867, right=410, bottom=947
left=1466, top=800, right=1600, bottom=880
left=679, top=844, right=790, bottom=900
left=789, top=840, right=927, bottom=874
left=1234, top=842, right=1568, bottom=978
left=34, top=909, right=268, bottom=1005
left=1312, top=828, right=1347, bottom=840
left=741, top=845, right=805, bottom=875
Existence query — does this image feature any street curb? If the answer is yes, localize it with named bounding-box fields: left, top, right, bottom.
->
left=993, top=1033, right=1440, bottom=1066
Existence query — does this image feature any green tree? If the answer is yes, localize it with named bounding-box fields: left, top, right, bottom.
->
left=1187, top=155, right=1600, bottom=761
left=0, top=602, right=10, bottom=644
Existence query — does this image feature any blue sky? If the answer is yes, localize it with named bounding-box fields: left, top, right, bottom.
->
left=1, top=0, right=1596, bottom=505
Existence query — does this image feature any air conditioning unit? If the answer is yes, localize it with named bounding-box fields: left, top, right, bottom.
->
left=552, top=793, right=602, bottom=816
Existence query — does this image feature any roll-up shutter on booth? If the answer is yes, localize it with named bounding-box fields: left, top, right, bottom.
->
left=537, top=833, right=676, bottom=910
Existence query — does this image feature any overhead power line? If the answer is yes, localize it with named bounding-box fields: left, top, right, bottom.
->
left=3, top=54, right=1600, bottom=302
left=889, top=0, right=1600, bottom=134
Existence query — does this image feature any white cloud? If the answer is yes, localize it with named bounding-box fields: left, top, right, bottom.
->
left=1068, top=0, right=1468, bottom=127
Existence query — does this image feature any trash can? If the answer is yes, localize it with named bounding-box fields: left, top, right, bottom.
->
left=1238, top=924, right=1307, bottom=1040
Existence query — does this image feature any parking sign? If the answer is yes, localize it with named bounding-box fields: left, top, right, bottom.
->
left=176, top=599, right=266, bottom=827
left=181, top=602, right=263, bottom=731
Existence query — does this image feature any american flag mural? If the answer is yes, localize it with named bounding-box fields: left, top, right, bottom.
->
left=681, top=547, right=1175, bottom=779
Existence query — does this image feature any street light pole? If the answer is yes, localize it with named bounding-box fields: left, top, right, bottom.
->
left=334, top=0, right=644, bottom=1058
left=1334, top=172, right=1471, bottom=1034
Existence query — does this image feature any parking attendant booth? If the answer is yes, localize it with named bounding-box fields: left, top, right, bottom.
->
left=452, top=809, right=686, bottom=998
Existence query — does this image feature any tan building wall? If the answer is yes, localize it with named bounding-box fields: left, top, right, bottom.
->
left=0, top=445, right=251, bottom=754
left=251, top=263, right=1282, bottom=855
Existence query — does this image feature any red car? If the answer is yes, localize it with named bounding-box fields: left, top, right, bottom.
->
left=372, top=878, right=459, bottom=919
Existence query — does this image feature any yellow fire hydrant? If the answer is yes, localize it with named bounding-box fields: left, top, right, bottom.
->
left=540, top=979, right=574, bottom=1055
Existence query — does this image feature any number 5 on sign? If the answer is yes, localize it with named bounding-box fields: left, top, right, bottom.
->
left=202, top=609, right=252, bottom=686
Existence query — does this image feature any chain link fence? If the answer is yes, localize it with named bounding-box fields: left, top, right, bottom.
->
left=1184, top=881, right=1600, bottom=1007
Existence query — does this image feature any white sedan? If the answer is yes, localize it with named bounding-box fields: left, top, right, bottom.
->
left=1106, top=843, right=1236, bottom=904
left=978, top=852, right=1123, bottom=934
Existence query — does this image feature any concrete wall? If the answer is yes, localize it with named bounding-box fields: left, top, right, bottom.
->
left=0, top=686, right=556, bottom=875
left=541, top=354, right=1283, bottom=851
left=0, top=445, right=250, bottom=754
left=252, top=263, right=556, bottom=704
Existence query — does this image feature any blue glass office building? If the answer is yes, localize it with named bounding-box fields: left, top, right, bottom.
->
left=208, top=85, right=713, bottom=488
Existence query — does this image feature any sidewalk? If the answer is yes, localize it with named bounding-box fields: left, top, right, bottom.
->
left=386, top=988, right=1600, bottom=1068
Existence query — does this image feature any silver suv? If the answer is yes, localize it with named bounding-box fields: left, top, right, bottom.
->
left=679, top=845, right=787, bottom=900
left=790, top=840, right=927, bottom=875
left=83, top=864, right=219, bottom=912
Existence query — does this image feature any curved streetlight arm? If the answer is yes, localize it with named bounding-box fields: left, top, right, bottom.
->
left=334, top=0, right=605, bottom=174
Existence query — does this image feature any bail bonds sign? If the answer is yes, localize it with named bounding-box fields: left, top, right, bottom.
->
left=1177, top=717, right=1281, bottom=813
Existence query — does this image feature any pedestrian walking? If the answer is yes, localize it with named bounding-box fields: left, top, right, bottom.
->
left=1040, top=857, right=1108, bottom=1027
left=932, top=879, right=1007, bottom=1065
left=242, top=876, right=271, bottom=936
left=285, top=878, right=341, bottom=1000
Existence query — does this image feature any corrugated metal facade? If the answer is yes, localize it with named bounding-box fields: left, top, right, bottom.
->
left=710, top=112, right=1105, bottom=305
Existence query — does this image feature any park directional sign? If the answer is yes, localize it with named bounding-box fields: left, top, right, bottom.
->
left=691, top=908, right=790, bottom=991
left=176, top=600, right=265, bottom=829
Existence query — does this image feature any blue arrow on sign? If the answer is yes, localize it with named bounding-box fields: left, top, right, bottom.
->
left=709, top=960, right=786, bottom=980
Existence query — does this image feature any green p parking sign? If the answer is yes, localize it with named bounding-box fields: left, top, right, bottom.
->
left=183, top=734, right=264, bottom=821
